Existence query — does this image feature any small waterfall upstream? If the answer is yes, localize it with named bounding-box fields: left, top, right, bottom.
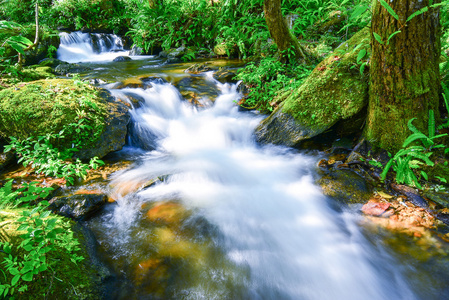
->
left=55, top=37, right=449, bottom=299
left=57, top=31, right=130, bottom=63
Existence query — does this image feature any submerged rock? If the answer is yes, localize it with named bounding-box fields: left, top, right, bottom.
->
left=255, top=27, right=370, bottom=147
left=318, top=169, right=372, bottom=204
left=213, top=68, right=237, bottom=83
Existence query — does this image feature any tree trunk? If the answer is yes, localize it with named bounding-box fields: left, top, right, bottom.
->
left=365, top=0, right=441, bottom=152
left=18, top=2, right=39, bottom=68
left=263, top=0, right=308, bottom=63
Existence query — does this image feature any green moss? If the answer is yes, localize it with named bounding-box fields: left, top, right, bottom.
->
left=0, top=79, right=107, bottom=149
left=281, top=27, right=370, bottom=129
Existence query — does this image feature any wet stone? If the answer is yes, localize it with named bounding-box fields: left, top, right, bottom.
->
left=317, top=169, right=372, bottom=204
left=49, top=193, right=107, bottom=220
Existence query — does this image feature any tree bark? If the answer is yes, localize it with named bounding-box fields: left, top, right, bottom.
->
left=365, top=0, right=441, bottom=152
left=18, top=2, right=39, bottom=67
left=263, top=0, right=308, bottom=63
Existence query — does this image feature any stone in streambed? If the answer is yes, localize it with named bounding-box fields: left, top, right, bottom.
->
left=113, top=56, right=132, bottom=62
left=144, top=201, right=189, bottom=225
left=317, top=169, right=372, bottom=204
left=49, top=193, right=107, bottom=220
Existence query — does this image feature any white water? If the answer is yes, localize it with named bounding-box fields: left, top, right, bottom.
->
left=57, top=31, right=130, bottom=63
left=104, top=78, right=416, bottom=299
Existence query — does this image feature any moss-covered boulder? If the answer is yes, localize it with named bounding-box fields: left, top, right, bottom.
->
left=0, top=79, right=129, bottom=159
left=255, top=27, right=370, bottom=147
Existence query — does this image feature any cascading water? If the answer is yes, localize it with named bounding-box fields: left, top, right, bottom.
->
left=57, top=31, right=129, bottom=63
left=85, top=73, right=431, bottom=299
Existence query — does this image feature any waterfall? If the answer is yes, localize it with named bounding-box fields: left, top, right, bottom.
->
left=90, top=75, right=417, bottom=299
left=57, top=31, right=130, bottom=63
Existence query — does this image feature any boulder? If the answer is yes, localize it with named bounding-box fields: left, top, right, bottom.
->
left=255, top=27, right=370, bottom=147
left=0, top=79, right=129, bottom=160
left=49, top=193, right=107, bottom=220
left=76, top=89, right=130, bottom=160
left=113, top=56, right=132, bottom=62
left=185, top=63, right=213, bottom=74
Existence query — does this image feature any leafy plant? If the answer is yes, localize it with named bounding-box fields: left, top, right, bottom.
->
left=0, top=183, right=83, bottom=298
left=380, top=110, right=448, bottom=188
left=4, top=131, right=104, bottom=186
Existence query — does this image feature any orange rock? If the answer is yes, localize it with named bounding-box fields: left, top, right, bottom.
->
left=361, top=200, right=390, bottom=216
left=75, top=189, right=103, bottom=195
left=145, top=201, right=188, bottom=225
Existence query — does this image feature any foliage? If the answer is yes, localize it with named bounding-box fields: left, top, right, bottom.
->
left=4, top=132, right=104, bottom=186
left=236, top=56, right=312, bottom=112
left=381, top=110, right=448, bottom=189
left=0, top=183, right=83, bottom=298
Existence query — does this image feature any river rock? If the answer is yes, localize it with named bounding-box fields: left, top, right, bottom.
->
left=185, top=63, right=212, bottom=74
left=113, top=56, right=132, bottom=62
left=39, top=58, right=64, bottom=68
left=76, top=89, right=130, bottom=160
left=317, top=169, right=372, bottom=204
left=55, top=62, right=92, bottom=75
left=213, top=68, right=237, bottom=83
left=254, top=27, right=369, bottom=147
left=49, top=193, right=107, bottom=220
left=129, top=45, right=143, bottom=56
left=391, top=184, right=429, bottom=208
left=144, top=201, right=189, bottom=225
left=423, top=190, right=449, bottom=209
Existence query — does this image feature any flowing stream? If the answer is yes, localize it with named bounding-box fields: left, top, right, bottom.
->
left=58, top=33, right=449, bottom=300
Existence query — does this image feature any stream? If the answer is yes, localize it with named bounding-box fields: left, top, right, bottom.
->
left=57, top=32, right=449, bottom=300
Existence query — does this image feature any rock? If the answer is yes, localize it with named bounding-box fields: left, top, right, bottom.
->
left=75, top=89, right=130, bottom=160
left=129, top=45, right=143, bottom=56
left=0, top=149, right=15, bottom=172
left=317, top=169, right=372, bottom=204
left=49, top=193, right=107, bottom=220
left=361, top=200, right=391, bottom=216
left=89, top=78, right=107, bottom=85
left=144, top=201, right=189, bottom=225
left=114, top=78, right=151, bottom=89
left=391, top=184, right=429, bottom=208
left=55, top=62, right=91, bottom=75
left=254, top=27, right=370, bottom=147
left=168, top=45, right=186, bottom=59
left=185, top=63, right=213, bottom=74
left=213, top=68, right=237, bottom=83
left=113, top=56, right=132, bottom=62
left=39, top=58, right=64, bottom=68
left=423, top=190, right=449, bottom=209
left=213, top=42, right=237, bottom=57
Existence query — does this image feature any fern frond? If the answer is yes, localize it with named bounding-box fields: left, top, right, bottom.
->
left=406, top=151, right=434, bottom=166
left=402, top=132, right=432, bottom=148
left=407, top=118, right=421, bottom=134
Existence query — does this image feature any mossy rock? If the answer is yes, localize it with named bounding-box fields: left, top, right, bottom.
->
left=255, top=27, right=370, bottom=147
left=0, top=79, right=106, bottom=144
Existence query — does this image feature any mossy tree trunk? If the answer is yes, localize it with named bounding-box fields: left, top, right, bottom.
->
left=263, top=0, right=308, bottom=63
left=365, top=0, right=441, bottom=152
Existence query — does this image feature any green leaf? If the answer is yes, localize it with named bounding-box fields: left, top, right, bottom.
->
left=350, top=4, right=369, bottom=20
left=360, top=62, right=367, bottom=75
left=357, top=49, right=367, bottom=63
left=39, top=210, right=51, bottom=219
left=373, top=32, right=384, bottom=45
left=379, top=0, right=399, bottom=20
left=402, top=132, right=430, bottom=148
left=9, top=268, right=20, bottom=276
left=387, top=31, right=401, bottom=44
left=421, top=171, right=428, bottom=181
left=11, top=274, right=20, bottom=286
left=406, top=6, right=428, bottom=22
left=21, top=272, right=33, bottom=282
